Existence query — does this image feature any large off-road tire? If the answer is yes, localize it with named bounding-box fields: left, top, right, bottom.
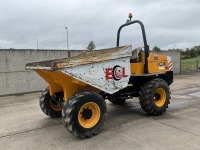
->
left=62, top=91, right=107, bottom=138
left=108, top=98, right=126, bottom=105
left=39, top=87, right=62, bottom=118
left=139, top=78, right=170, bottom=116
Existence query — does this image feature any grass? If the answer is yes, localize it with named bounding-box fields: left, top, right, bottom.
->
left=181, top=56, right=200, bottom=71
left=182, top=56, right=200, bottom=62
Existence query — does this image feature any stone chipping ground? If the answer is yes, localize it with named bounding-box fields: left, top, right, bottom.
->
left=1, top=72, right=200, bottom=150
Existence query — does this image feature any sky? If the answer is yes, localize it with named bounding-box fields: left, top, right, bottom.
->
left=0, top=0, right=199, bottom=50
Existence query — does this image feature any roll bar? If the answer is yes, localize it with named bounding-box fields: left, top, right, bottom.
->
left=116, top=20, right=149, bottom=74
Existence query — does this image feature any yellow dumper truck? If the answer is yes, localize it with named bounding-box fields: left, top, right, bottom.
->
left=26, top=14, right=173, bottom=138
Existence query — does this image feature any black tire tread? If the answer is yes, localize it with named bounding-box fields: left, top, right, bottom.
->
left=139, top=78, right=170, bottom=116
left=62, top=91, right=107, bottom=138
left=39, top=87, right=62, bottom=118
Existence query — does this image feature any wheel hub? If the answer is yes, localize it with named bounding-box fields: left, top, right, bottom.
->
left=78, top=102, right=101, bottom=128
left=50, top=98, right=62, bottom=111
left=82, top=108, right=92, bottom=119
left=154, top=93, right=161, bottom=101
left=154, top=88, right=166, bottom=107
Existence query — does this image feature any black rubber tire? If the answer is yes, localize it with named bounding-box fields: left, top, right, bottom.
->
left=139, top=78, right=170, bottom=116
left=62, top=91, right=107, bottom=138
left=39, top=87, right=62, bottom=118
left=108, top=98, right=125, bottom=105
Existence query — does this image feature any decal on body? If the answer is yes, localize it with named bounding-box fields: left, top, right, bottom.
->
left=105, top=65, right=128, bottom=81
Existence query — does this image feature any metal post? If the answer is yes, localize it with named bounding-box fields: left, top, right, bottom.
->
left=65, top=27, right=69, bottom=50
left=37, top=40, right=39, bottom=49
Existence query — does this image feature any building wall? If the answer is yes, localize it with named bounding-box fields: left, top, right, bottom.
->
left=0, top=49, right=181, bottom=96
left=0, top=49, right=83, bottom=96
left=159, top=51, right=181, bottom=74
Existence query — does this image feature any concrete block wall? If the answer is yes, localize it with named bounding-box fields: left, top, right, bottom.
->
left=0, top=49, right=83, bottom=96
left=159, top=51, right=181, bottom=74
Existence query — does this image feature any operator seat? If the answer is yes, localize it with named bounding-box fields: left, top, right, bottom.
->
left=130, top=47, right=142, bottom=63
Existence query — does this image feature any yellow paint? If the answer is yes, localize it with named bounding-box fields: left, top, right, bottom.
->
left=35, top=70, right=63, bottom=94
left=154, top=88, right=166, bottom=107
left=130, top=53, right=169, bottom=75
left=130, top=63, right=144, bottom=75
left=35, top=70, right=100, bottom=101
left=148, top=53, right=167, bottom=62
left=148, top=53, right=168, bottom=73
left=78, top=102, right=100, bottom=129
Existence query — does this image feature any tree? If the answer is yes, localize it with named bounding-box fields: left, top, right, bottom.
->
left=194, top=46, right=200, bottom=55
left=189, top=48, right=196, bottom=58
left=152, top=46, right=161, bottom=53
left=87, top=41, right=96, bottom=50
left=169, top=48, right=182, bottom=52
left=186, top=48, right=190, bottom=55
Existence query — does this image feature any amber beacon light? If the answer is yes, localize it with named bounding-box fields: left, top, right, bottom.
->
left=128, top=13, right=133, bottom=20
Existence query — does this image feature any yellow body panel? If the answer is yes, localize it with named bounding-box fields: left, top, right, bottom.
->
left=130, top=63, right=144, bottom=75
left=36, top=70, right=100, bottom=101
left=130, top=53, right=169, bottom=75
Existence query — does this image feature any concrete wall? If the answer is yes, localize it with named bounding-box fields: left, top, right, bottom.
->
left=159, top=51, right=181, bottom=74
left=0, top=49, right=181, bottom=96
left=0, top=49, right=83, bottom=96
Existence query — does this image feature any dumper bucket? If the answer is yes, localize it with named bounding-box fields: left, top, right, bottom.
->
left=26, top=45, right=132, bottom=100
